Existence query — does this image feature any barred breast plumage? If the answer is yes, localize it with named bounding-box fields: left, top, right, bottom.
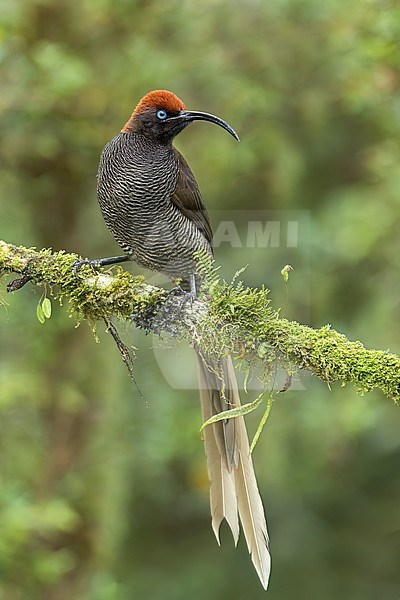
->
left=97, top=133, right=212, bottom=282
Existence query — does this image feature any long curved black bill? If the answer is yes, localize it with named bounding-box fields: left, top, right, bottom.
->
left=177, top=110, right=240, bottom=141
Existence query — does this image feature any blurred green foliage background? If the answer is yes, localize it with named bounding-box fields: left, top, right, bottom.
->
left=1, top=0, right=400, bottom=598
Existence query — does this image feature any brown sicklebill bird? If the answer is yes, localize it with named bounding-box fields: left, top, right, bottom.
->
left=92, top=90, right=270, bottom=588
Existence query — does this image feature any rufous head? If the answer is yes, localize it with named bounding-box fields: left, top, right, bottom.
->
left=131, top=90, right=186, bottom=118
left=121, top=89, right=239, bottom=143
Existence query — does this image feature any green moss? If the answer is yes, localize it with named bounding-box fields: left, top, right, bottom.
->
left=0, top=243, right=166, bottom=326
left=191, top=256, right=400, bottom=402
left=2, top=241, right=400, bottom=403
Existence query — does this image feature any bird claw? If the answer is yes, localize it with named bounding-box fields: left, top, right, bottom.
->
left=73, top=259, right=102, bottom=276
left=170, top=273, right=198, bottom=303
left=164, top=286, right=197, bottom=323
left=169, top=284, right=197, bottom=311
left=177, top=288, right=196, bottom=306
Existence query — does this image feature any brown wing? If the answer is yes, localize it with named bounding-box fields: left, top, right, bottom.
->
left=172, top=148, right=213, bottom=248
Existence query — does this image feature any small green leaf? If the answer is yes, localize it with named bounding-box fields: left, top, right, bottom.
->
left=42, top=297, right=52, bottom=319
left=200, top=393, right=264, bottom=432
left=250, top=392, right=274, bottom=453
left=36, top=302, right=45, bottom=324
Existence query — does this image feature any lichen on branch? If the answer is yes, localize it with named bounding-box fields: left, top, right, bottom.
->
left=1, top=240, right=399, bottom=402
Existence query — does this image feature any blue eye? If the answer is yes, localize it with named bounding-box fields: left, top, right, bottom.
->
left=157, top=109, right=167, bottom=120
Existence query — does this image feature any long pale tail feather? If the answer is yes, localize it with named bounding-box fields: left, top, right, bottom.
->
left=195, top=350, right=271, bottom=590
left=197, top=355, right=239, bottom=544
left=236, top=434, right=271, bottom=588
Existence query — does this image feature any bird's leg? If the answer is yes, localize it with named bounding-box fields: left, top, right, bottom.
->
left=189, top=273, right=198, bottom=300
left=73, top=254, right=131, bottom=275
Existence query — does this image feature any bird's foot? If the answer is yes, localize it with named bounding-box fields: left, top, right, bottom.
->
left=73, top=258, right=103, bottom=276
left=73, top=254, right=130, bottom=276
left=161, top=276, right=198, bottom=324
left=169, top=273, right=198, bottom=303
left=131, top=282, right=197, bottom=337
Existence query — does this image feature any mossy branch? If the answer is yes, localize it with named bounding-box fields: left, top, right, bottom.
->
left=1, top=240, right=399, bottom=403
